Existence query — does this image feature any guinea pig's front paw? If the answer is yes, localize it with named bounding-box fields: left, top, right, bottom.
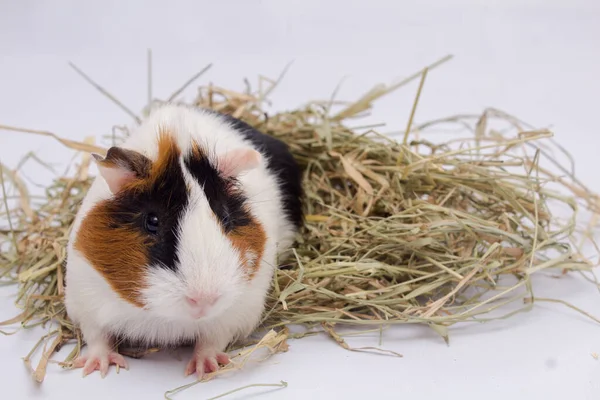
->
left=184, top=344, right=230, bottom=380
left=73, top=349, right=129, bottom=378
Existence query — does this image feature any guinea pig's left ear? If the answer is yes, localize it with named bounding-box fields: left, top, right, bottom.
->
left=217, top=148, right=262, bottom=178
left=92, top=147, right=151, bottom=194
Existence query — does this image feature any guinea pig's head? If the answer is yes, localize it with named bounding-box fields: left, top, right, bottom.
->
left=73, top=132, right=266, bottom=321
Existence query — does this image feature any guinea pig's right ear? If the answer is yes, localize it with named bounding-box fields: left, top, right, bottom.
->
left=217, top=148, right=262, bottom=178
left=92, top=147, right=151, bottom=194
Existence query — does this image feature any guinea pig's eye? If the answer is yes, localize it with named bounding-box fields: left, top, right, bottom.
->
left=144, top=213, right=159, bottom=234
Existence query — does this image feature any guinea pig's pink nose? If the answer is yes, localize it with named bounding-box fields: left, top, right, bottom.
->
left=186, top=293, right=218, bottom=306
left=185, top=293, right=219, bottom=317
left=185, top=296, right=199, bottom=306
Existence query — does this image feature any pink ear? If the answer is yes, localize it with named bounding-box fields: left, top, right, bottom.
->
left=96, top=162, right=137, bottom=194
left=92, top=148, right=149, bottom=194
left=217, top=148, right=262, bottom=177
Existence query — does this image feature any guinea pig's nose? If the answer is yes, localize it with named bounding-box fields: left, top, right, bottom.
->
left=185, top=293, right=220, bottom=319
left=185, top=293, right=219, bottom=307
left=185, top=296, right=198, bottom=306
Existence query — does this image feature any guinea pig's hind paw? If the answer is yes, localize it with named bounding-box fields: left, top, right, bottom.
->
left=184, top=350, right=230, bottom=380
left=74, top=351, right=129, bottom=378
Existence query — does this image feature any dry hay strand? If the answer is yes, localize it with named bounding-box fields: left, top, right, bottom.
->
left=1, top=55, right=600, bottom=392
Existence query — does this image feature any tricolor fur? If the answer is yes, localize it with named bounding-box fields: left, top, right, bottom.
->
left=64, top=104, right=303, bottom=352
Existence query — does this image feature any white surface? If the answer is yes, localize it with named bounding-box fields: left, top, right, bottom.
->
left=1, top=1, right=600, bottom=399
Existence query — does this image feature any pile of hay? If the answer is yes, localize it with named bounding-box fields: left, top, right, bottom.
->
left=1, top=55, right=599, bottom=387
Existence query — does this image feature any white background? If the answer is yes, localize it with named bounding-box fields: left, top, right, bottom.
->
left=1, top=1, right=600, bottom=399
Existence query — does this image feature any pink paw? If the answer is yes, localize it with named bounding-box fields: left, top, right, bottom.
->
left=185, top=348, right=230, bottom=380
left=73, top=350, right=128, bottom=378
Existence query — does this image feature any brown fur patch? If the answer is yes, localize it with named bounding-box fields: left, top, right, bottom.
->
left=74, top=131, right=183, bottom=308
left=74, top=202, right=151, bottom=308
left=123, top=129, right=182, bottom=193
left=150, top=129, right=182, bottom=184
left=227, top=214, right=267, bottom=280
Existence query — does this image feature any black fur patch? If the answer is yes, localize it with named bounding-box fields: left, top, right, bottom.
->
left=183, top=148, right=252, bottom=233
left=213, top=112, right=304, bottom=229
left=108, top=149, right=189, bottom=272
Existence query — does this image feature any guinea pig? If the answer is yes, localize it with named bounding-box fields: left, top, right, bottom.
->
left=63, top=103, right=303, bottom=378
